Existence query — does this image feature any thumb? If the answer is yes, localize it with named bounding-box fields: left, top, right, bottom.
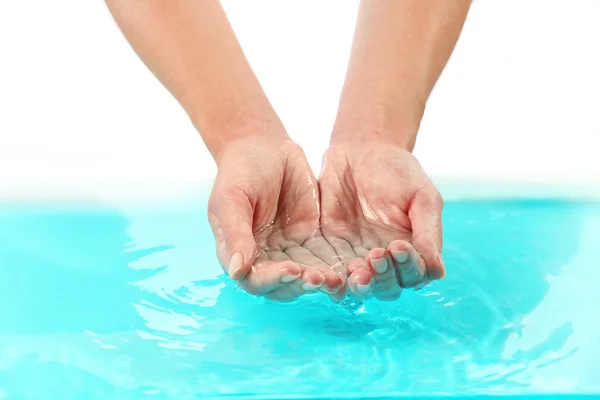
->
left=408, top=186, right=445, bottom=280
left=208, top=189, right=257, bottom=281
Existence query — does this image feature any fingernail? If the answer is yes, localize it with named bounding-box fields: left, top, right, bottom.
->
left=371, top=257, right=388, bottom=274
left=281, top=274, right=301, bottom=283
left=438, top=252, right=445, bottom=267
left=301, top=282, right=321, bottom=291
left=228, top=252, right=244, bottom=279
left=356, top=280, right=373, bottom=295
left=392, top=250, right=409, bottom=263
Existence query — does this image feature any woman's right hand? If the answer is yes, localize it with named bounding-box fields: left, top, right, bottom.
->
left=105, top=0, right=345, bottom=302
left=208, top=134, right=345, bottom=303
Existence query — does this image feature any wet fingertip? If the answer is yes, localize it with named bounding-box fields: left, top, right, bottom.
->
left=328, top=280, right=347, bottom=302
left=280, top=273, right=301, bottom=283
left=321, top=283, right=341, bottom=295
left=367, top=247, right=386, bottom=259
left=301, top=282, right=322, bottom=291
left=302, top=268, right=325, bottom=285
left=321, top=286, right=338, bottom=294
left=391, top=250, right=409, bottom=263
left=423, top=252, right=445, bottom=280
left=428, top=265, right=446, bottom=280
left=230, top=267, right=252, bottom=282
left=329, top=290, right=347, bottom=303
left=330, top=296, right=345, bottom=304
left=228, top=252, right=245, bottom=280
left=324, top=269, right=343, bottom=286
left=280, top=262, right=302, bottom=277
left=370, top=257, right=388, bottom=274
left=355, top=280, right=374, bottom=296
left=300, top=268, right=326, bottom=291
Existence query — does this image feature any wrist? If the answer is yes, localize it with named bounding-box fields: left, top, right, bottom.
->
left=206, top=121, right=291, bottom=167
left=330, top=96, right=425, bottom=151
left=191, top=95, right=290, bottom=163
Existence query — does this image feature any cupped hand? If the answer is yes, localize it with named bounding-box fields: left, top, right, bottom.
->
left=319, top=136, right=445, bottom=301
left=208, top=135, right=344, bottom=302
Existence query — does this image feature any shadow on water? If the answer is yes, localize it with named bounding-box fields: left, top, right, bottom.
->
left=0, top=198, right=595, bottom=399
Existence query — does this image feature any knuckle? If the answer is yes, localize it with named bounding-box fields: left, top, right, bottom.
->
left=223, top=231, right=242, bottom=252
left=424, top=184, right=443, bottom=205
left=432, top=188, right=444, bottom=208
left=415, top=184, right=444, bottom=211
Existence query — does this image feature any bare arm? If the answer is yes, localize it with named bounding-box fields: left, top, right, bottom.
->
left=105, top=0, right=285, bottom=162
left=332, top=0, right=472, bottom=150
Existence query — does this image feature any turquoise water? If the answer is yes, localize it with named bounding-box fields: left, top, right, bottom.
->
left=0, top=197, right=599, bottom=399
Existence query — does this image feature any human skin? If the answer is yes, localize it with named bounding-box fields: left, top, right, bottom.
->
left=105, top=0, right=344, bottom=302
left=104, top=0, right=471, bottom=303
left=320, top=0, right=472, bottom=300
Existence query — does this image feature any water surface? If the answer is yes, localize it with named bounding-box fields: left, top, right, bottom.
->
left=0, top=198, right=599, bottom=399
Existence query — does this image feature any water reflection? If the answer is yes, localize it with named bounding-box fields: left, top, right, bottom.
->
left=0, top=199, right=598, bottom=398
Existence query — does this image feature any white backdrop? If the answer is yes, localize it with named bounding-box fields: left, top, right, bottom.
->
left=0, top=0, right=599, bottom=200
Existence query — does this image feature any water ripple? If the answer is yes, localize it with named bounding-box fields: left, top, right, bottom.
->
left=0, top=200, right=598, bottom=398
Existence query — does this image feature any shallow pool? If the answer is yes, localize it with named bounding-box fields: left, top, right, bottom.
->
left=0, top=196, right=599, bottom=399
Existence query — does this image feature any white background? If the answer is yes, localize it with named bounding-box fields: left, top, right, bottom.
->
left=0, top=0, right=599, bottom=199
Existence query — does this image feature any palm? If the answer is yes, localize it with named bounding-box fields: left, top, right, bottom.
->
left=209, top=139, right=343, bottom=302
left=319, top=140, right=444, bottom=301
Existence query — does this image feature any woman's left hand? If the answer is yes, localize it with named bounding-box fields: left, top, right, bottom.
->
left=318, top=136, right=445, bottom=301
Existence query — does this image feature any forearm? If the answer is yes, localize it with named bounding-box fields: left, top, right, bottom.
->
left=105, top=0, right=285, bottom=161
left=332, top=0, right=471, bottom=150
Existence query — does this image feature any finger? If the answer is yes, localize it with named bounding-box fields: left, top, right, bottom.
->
left=325, top=262, right=348, bottom=303
left=365, top=248, right=388, bottom=274
left=342, top=256, right=368, bottom=276
left=341, top=258, right=371, bottom=302
left=281, top=236, right=344, bottom=294
left=408, top=186, right=445, bottom=280
left=388, top=240, right=428, bottom=288
left=315, top=265, right=344, bottom=294
left=328, top=280, right=347, bottom=303
left=264, top=267, right=325, bottom=302
left=367, top=249, right=399, bottom=294
left=239, top=261, right=302, bottom=296
left=347, top=267, right=375, bottom=300
left=208, top=189, right=258, bottom=281
left=264, top=245, right=343, bottom=294
left=264, top=278, right=305, bottom=303
left=365, top=249, right=402, bottom=300
left=320, top=235, right=368, bottom=277
left=299, top=267, right=326, bottom=291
